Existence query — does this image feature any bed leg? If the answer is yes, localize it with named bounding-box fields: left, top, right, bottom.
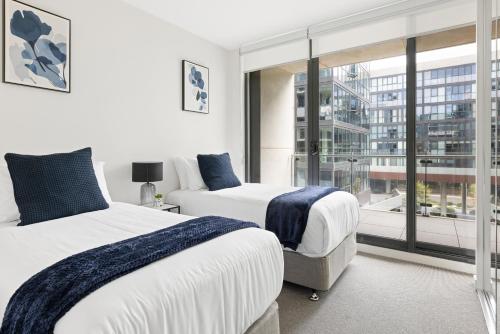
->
left=309, top=289, right=319, bottom=301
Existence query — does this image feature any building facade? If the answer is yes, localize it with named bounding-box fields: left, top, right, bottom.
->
left=294, top=55, right=483, bottom=217
left=369, top=60, right=476, bottom=217
left=294, top=64, right=371, bottom=194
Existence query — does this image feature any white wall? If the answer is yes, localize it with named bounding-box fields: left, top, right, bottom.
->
left=260, top=68, right=295, bottom=186
left=225, top=50, right=245, bottom=180
left=0, top=0, right=240, bottom=204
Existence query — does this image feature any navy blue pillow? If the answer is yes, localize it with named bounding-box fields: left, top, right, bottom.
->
left=197, top=153, right=241, bottom=191
left=5, top=147, right=109, bottom=226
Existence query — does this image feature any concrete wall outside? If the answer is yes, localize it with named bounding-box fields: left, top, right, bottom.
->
left=260, top=68, right=295, bottom=186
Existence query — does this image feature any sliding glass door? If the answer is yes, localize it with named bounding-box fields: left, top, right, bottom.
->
left=492, top=1, right=499, bottom=329
left=315, top=40, right=408, bottom=242
left=415, top=27, right=477, bottom=254
left=246, top=32, right=480, bottom=260
left=305, top=26, right=481, bottom=260
left=493, top=20, right=499, bottom=333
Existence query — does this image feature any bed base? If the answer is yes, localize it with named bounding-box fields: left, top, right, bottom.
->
left=244, top=301, right=279, bottom=334
left=283, top=233, right=357, bottom=301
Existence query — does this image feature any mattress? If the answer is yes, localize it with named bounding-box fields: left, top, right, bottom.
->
left=166, top=183, right=360, bottom=258
left=0, top=203, right=284, bottom=334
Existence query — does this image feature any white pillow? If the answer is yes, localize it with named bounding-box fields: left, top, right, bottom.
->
left=93, top=161, right=112, bottom=204
left=0, top=165, right=20, bottom=223
left=185, top=158, right=207, bottom=191
left=174, top=157, right=188, bottom=190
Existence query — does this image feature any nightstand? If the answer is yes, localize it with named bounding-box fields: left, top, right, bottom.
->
left=142, top=203, right=181, bottom=214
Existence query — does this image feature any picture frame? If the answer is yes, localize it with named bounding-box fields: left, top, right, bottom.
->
left=182, top=60, right=209, bottom=114
left=3, top=0, right=71, bottom=93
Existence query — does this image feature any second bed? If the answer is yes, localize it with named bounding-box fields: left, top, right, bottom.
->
left=166, top=182, right=359, bottom=298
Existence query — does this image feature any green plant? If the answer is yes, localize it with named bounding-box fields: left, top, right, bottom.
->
left=352, top=177, right=362, bottom=194
left=154, top=193, right=163, bottom=200
left=467, top=184, right=476, bottom=197
left=416, top=181, right=432, bottom=205
left=430, top=205, right=458, bottom=218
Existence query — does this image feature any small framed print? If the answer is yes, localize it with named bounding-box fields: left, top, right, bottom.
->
left=182, top=60, right=209, bottom=114
left=3, top=0, right=71, bottom=92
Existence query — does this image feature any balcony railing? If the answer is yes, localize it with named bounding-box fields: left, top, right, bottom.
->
left=292, top=152, right=479, bottom=220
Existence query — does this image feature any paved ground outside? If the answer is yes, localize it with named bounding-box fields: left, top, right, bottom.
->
left=358, top=209, right=499, bottom=250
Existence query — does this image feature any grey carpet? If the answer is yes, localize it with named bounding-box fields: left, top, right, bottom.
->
left=277, top=254, right=488, bottom=334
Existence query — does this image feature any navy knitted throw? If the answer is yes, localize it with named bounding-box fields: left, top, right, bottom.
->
left=265, top=186, right=339, bottom=250
left=0, top=216, right=259, bottom=334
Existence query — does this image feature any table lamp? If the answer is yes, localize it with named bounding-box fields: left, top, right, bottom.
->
left=132, top=162, right=163, bottom=205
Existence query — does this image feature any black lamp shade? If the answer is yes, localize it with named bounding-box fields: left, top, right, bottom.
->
left=132, top=162, right=163, bottom=183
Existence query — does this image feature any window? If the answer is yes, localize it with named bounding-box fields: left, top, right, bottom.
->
left=296, top=127, right=306, bottom=153
left=320, top=128, right=333, bottom=156
left=296, top=87, right=306, bottom=122
left=320, top=85, right=332, bottom=120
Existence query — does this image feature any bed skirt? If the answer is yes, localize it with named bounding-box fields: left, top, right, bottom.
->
left=283, top=233, right=357, bottom=291
left=244, top=301, right=280, bottom=334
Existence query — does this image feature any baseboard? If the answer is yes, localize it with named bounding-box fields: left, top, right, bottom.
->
left=357, top=243, right=475, bottom=275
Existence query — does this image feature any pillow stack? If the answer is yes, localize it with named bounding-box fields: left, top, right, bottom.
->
left=93, top=161, right=113, bottom=204
left=174, top=157, right=207, bottom=191
left=196, top=153, right=241, bottom=191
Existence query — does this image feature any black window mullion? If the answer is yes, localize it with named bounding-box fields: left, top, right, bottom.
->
left=246, top=71, right=261, bottom=183
left=406, top=37, right=417, bottom=251
left=307, top=57, right=320, bottom=186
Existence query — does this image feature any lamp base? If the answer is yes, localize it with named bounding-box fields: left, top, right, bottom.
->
left=140, top=182, right=156, bottom=205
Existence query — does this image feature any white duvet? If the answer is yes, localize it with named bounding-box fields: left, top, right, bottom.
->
left=166, top=183, right=360, bottom=258
left=0, top=203, right=284, bottom=334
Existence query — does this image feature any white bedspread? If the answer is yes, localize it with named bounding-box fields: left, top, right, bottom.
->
left=0, top=203, right=283, bottom=334
left=166, top=183, right=360, bottom=258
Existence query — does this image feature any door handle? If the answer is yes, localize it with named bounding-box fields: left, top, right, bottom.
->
left=310, top=141, right=319, bottom=155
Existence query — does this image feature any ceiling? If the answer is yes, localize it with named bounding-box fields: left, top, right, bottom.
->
left=122, top=0, right=403, bottom=50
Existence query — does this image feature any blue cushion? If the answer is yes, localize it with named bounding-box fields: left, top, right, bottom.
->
left=4, top=147, right=109, bottom=226
left=197, top=153, right=241, bottom=191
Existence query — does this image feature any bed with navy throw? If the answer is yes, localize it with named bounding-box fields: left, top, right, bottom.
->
left=265, top=186, right=339, bottom=250
left=0, top=216, right=258, bottom=334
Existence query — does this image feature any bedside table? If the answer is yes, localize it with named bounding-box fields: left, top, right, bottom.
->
left=142, top=203, right=181, bottom=214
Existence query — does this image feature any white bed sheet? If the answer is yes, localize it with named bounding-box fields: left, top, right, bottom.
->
left=166, top=183, right=360, bottom=258
left=0, top=220, right=18, bottom=229
left=0, top=203, right=283, bottom=334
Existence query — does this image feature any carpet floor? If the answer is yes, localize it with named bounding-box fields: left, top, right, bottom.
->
left=277, top=254, right=488, bottom=334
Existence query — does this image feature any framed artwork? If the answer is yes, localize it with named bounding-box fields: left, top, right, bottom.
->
left=182, top=60, right=209, bottom=114
left=3, top=0, right=71, bottom=92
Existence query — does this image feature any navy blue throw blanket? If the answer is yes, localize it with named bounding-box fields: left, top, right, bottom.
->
left=265, top=186, right=339, bottom=250
left=1, top=216, right=258, bottom=334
